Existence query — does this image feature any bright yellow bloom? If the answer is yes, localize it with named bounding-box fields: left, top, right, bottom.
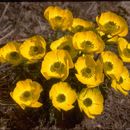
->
left=75, top=55, right=104, bottom=88
left=49, top=82, right=77, bottom=111
left=10, top=79, right=43, bottom=110
left=44, top=6, right=73, bottom=31
left=20, top=35, right=46, bottom=63
left=41, top=50, right=74, bottom=81
left=101, top=51, right=124, bottom=80
left=68, top=18, right=95, bottom=33
left=111, top=66, right=130, bottom=95
left=0, top=41, right=23, bottom=65
left=96, top=11, right=128, bottom=37
left=118, top=38, right=130, bottom=62
left=50, top=35, right=77, bottom=59
left=72, top=31, right=105, bottom=54
left=78, top=88, right=104, bottom=119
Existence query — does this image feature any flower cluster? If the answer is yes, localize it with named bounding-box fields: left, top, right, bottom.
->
left=0, top=6, right=130, bottom=119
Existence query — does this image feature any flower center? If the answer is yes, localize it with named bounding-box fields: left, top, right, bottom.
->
left=83, top=98, right=92, bottom=107
left=29, top=46, right=44, bottom=56
left=57, top=42, right=71, bottom=51
left=81, top=41, right=94, bottom=50
left=9, top=52, right=20, bottom=60
left=20, top=91, right=32, bottom=101
left=123, top=48, right=130, bottom=58
left=81, top=67, right=93, bottom=78
left=50, top=61, right=65, bottom=74
left=62, top=45, right=71, bottom=51
left=116, top=77, right=123, bottom=84
left=104, top=21, right=119, bottom=34
left=72, top=25, right=84, bottom=32
left=53, top=16, right=63, bottom=29
left=57, top=94, right=66, bottom=103
left=104, top=61, right=113, bottom=71
left=55, top=16, right=62, bottom=21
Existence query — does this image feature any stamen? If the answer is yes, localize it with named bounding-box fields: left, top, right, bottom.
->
left=62, top=45, right=71, bottom=51
left=116, top=77, right=123, bottom=84
left=30, top=46, right=44, bottom=56
left=9, top=52, right=20, bottom=60
left=73, top=25, right=84, bottom=32
left=104, top=21, right=119, bottom=34
left=83, top=98, right=92, bottom=107
left=50, top=62, right=65, bottom=74
left=104, top=61, right=113, bottom=71
left=57, top=42, right=71, bottom=51
left=20, top=91, right=31, bottom=101
left=57, top=94, right=66, bottom=103
left=123, top=48, right=130, bottom=58
left=81, top=41, right=94, bottom=49
left=55, top=16, right=62, bottom=21
left=81, top=67, right=93, bottom=78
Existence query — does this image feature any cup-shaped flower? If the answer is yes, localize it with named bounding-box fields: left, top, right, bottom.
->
left=50, top=35, right=77, bottom=59
left=111, top=66, right=130, bottom=95
left=75, top=55, right=104, bottom=88
left=41, top=50, right=74, bottom=81
left=0, top=41, right=23, bottom=65
left=68, top=18, right=95, bottom=33
left=101, top=51, right=124, bottom=80
left=20, top=35, right=46, bottom=63
left=78, top=88, right=104, bottom=119
left=96, top=11, right=128, bottom=37
left=118, top=38, right=130, bottom=62
left=10, top=79, right=43, bottom=110
left=72, top=31, right=105, bottom=54
left=49, top=82, right=77, bottom=111
left=44, top=6, right=73, bottom=31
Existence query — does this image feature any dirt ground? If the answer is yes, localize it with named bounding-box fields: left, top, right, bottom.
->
left=0, top=2, right=130, bottom=130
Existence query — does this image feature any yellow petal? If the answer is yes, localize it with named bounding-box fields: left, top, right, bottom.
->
left=88, top=104, right=103, bottom=115
left=84, top=108, right=95, bottom=119
left=31, top=102, right=43, bottom=108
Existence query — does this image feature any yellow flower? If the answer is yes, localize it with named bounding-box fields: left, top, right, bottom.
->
left=111, top=66, right=130, bottom=95
left=101, top=51, right=124, bottom=80
left=96, top=11, right=128, bottom=37
left=78, top=88, right=104, bottom=119
left=0, top=41, right=23, bottom=65
left=49, top=82, right=77, bottom=111
left=20, top=35, right=46, bottom=63
left=72, top=31, right=105, bottom=54
left=68, top=18, right=95, bottom=33
left=118, top=38, right=130, bottom=62
left=50, top=35, right=78, bottom=59
left=41, top=50, right=74, bottom=81
left=75, top=55, right=104, bottom=88
left=44, top=6, right=73, bottom=31
left=10, top=79, right=43, bottom=110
